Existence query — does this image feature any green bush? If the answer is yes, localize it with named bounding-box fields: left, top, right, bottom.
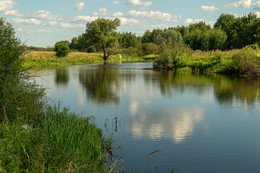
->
left=142, top=43, right=158, bottom=55
left=227, top=44, right=260, bottom=78
left=87, top=45, right=97, bottom=53
left=54, top=41, right=71, bottom=57
left=120, top=47, right=143, bottom=56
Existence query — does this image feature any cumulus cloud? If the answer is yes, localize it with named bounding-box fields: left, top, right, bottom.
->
left=13, top=18, right=42, bottom=25
left=73, top=16, right=98, bottom=22
left=201, top=5, right=218, bottom=12
left=126, top=10, right=181, bottom=22
left=43, top=21, right=58, bottom=26
left=27, top=10, right=62, bottom=21
left=118, top=17, right=140, bottom=25
left=93, top=8, right=107, bottom=16
left=256, top=11, right=260, bottom=17
left=3, top=9, right=22, bottom=16
left=184, top=18, right=215, bottom=27
left=37, top=29, right=52, bottom=33
left=113, top=12, right=124, bottom=17
left=184, top=18, right=204, bottom=25
left=224, top=0, right=252, bottom=8
left=127, top=0, right=153, bottom=9
left=0, top=0, right=22, bottom=17
left=252, top=1, right=260, bottom=10
left=60, top=22, right=85, bottom=29
left=112, top=0, right=120, bottom=4
left=76, top=1, right=85, bottom=11
left=0, top=0, right=14, bottom=11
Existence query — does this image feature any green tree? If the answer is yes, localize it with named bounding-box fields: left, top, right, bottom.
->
left=0, top=18, right=45, bottom=121
left=84, top=18, right=120, bottom=63
left=54, top=41, right=70, bottom=57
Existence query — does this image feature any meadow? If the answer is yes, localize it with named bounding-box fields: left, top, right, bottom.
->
left=21, top=51, right=155, bottom=69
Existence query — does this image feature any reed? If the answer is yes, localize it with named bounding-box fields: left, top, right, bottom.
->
left=0, top=105, right=113, bottom=173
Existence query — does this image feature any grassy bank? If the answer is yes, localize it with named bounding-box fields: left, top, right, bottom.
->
left=154, top=45, right=260, bottom=78
left=21, top=51, right=155, bottom=69
left=0, top=105, right=115, bottom=173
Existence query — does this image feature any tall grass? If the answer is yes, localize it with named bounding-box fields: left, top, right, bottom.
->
left=0, top=105, right=114, bottom=173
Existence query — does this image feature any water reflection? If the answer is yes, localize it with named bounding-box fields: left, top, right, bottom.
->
left=144, top=71, right=260, bottom=106
left=126, top=108, right=204, bottom=143
left=55, top=68, right=69, bottom=87
left=78, top=66, right=139, bottom=105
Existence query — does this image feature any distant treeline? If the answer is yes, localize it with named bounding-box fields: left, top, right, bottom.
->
left=69, top=13, right=259, bottom=55
left=26, top=46, right=54, bottom=51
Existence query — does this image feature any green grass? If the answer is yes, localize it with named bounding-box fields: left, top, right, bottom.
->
left=21, top=51, right=155, bottom=69
left=0, top=105, right=115, bottom=173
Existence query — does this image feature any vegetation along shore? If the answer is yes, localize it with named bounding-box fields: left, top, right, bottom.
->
left=0, top=11, right=259, bottom=172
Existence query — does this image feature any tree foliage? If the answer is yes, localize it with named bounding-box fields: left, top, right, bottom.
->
left=0, top=18, right=45, bottom=121
left=84, top=18, right=120, bottom=62
left=54, top=40, right=70, bottom=57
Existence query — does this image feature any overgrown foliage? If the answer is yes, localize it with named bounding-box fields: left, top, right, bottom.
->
left=0, top=18, right=45, bottom=122
left=0, top=106, right=113, bottom=172
left=54, top=40, right=71, bottom=57
left=0, top=18, right=116, bottom=172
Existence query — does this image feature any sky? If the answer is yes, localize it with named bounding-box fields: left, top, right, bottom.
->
left=0, top=0, right=259, bottom=47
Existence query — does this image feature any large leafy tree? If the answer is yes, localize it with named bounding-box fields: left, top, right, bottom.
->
left=84, top=18, right=120, bottom=63
left=0, top=18, right=45, bottom=121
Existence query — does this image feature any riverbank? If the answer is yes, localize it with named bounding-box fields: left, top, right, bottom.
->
left=0, top=105, right=116, bottom=172
left=154, top=45, right=260, bottom=78
left=21, top=51, right=155, bottom=69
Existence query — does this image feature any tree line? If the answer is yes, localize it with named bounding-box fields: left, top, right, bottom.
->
left=68, top=13, right=259, bottom=54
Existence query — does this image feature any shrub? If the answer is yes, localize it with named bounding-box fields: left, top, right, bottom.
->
left=142, top=43, right=158, bottom=55
left=54, top=41, right=71, bottom=57
left=87, top=45, right=97, bottom=53
left=229, top=44, right=260, bottom=78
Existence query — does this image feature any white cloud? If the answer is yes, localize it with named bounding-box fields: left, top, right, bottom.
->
left=43, top=21, right=57, bottom=26
left=3, top=9, right=22, bottom=16
left=13, top=18, right=42, bottom=25
left=16, top=27, right=24, bottom=32
left=127, top=0, right=153, bottom=9
left=256, top=11, right=260, bottom=17
left=60, top=22, right=84, bottom=29
left=76, top=1, right=85, bottom=11
left=48, top=21, right=57, bottom=26
left=224, top=0, right=252, bottom=8
left=0, top=0, right=23, bottom=17
left=252, top=1, right=260, bottom=10
left=73, top=16, right=98, bottom=22
left=201, top=5, right=218, bottom=12
left=184, top=18, right=204, bottom=25
left=112, top=0, right=120, bottom=4
left=126, top=10, right=179, bottom=22
left=28, top=10, right=62, bottom=21
left=118, top=17, right=141, bottom=25
left=0, top=0, right=14, bottom=11
left=184, top=18, right=215, bottom=27
left=93, top=8, right=107, bottom=16
left=37, top=29, right=52, bottom=33
left=113, top=12, right=124, bottom=17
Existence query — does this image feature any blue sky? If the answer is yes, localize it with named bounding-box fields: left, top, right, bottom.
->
left=0, top=0, right=259, bottom=47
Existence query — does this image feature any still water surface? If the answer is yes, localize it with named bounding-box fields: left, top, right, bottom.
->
left=34, top=62, right=260, bottom=173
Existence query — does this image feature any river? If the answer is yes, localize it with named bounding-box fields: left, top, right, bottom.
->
left=33, top=62, right=260, bottom=173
